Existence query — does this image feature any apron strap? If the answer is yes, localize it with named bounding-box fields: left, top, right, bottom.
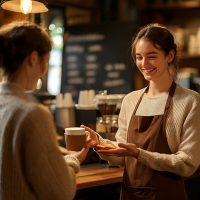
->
left=164, top=81, right=176, bottom=113
left=133, top=86, right=149, bottom=115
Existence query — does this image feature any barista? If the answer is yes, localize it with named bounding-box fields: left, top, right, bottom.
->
left=82, top=24, right=200, bottom=200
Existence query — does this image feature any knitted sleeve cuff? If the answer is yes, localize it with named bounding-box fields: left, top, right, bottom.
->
left=64, top=155, right=80, bottom=174
left=137, top=148, right=146, bottom=162
left=137, top=148, right=156, bottom=167
left=96, top=132, right=108, bottom=146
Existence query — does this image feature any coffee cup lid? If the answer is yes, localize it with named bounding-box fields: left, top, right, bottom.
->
left=65, top=127, right=85, bottom=135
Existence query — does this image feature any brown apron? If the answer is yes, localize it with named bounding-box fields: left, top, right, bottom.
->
left=121, top=82, right=188, bottom=200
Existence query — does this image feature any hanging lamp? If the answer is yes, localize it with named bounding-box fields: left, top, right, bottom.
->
left=0, top=0, right=48, bottom=14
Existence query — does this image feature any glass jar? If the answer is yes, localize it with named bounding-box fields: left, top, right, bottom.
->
left=95, top=94, right=108, bottom=116
left=107, top=95, right=118, bottom=115
left=105, top=115, right=111, bottom=133
left=111, top=115, right=118, bottom=133
left=96, top=117, right=106, bottom=133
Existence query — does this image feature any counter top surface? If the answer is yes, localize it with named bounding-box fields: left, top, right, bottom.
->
left=76, top=164, right=124, bottom=190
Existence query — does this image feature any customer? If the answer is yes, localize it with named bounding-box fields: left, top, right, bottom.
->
left=82, top=24, right=200, bottom=200
left=0, top=20, right=89, bottom=200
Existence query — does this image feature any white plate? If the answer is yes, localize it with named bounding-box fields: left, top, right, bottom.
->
left=75, top=104, right=96, bottom=110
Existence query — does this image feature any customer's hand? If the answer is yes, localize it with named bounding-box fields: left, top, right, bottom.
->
left=97, top=143, right=140, bottom=158
left=70, top=146, right=90, bottom=164
left=80, top=125, right=99, bottom=148
left=58, top=138, right=91, bottom=164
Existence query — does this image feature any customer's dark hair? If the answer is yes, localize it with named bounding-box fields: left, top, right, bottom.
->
left=0, top=20, right=52, bottom=76
left=132, top=23, right=180, bottom=79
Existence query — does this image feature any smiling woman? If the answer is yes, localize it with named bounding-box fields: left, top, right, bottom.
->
left=132, top=24, right=180, bottom=81
left=82, top=24, right=200, bottom=200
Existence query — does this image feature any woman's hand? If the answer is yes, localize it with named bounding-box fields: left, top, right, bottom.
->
left=58, top=138, right=91, bottom=164
left=80, top=124, right=99, bottom=148
left=68, top=146, right=89, bottom=164
left=97, top=143, right=140, bottom=158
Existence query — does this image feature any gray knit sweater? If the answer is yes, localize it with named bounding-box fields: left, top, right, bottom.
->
left=0, top=82, right=80, bottom=200
left=98, top=84, right=200, bottom=177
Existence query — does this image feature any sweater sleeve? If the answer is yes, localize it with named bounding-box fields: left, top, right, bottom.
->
left=19, top=105, right=79, bottom=200
left=137, top=93, right=200, bottom=177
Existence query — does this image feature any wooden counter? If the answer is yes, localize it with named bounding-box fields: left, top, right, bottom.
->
left=75, top=164, right=124, bottom=200
left=75, top=164, right=200, bottom=200
left=76, top=164, right=124, bottom=189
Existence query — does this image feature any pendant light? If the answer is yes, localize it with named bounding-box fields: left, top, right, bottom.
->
left=20, top=0, right=32, bottom=14
left=0, top=0, right=48, bottom=14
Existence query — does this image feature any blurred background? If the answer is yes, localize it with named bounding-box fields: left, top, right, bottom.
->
left=1, top=0, right=200, bottom=97
left=1, top=1, right=200, bottom=199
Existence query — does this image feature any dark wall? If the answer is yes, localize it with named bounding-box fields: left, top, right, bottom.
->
left=62, top=21, right=135, bottom=103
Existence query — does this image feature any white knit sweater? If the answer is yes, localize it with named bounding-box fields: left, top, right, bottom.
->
left=98, top=84, right=200, bottom=177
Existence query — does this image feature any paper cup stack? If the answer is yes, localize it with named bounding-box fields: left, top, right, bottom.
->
left=56, top=93, right=74, bottom=108
left=78, top=90, right=95, bottom=107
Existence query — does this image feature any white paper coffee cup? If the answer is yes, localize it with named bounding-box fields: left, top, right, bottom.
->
left=64, top=127, right=90, bottom=151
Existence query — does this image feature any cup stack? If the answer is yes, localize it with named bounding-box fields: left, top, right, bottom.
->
left=78, top=90, right=89, bottom=105
left=56, top=93, right=64, bottom=108
left=56, top=93, right=74, bottom=108
left=88, top=90, right=95, bottom=106
left=78, top=90, right=96, bottom=107
left=64, top=93, right=74, bottom=107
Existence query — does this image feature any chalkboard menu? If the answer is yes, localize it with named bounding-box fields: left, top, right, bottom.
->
left=62, top=21, right=135, bottom=103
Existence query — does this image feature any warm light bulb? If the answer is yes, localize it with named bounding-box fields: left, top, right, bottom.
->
left=20, top=0, right=32, bottom=14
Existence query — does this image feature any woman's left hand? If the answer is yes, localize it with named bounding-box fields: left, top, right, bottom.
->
left=58, top=138, right=92, bottom=164
left=97, top=143, right=140, bottom=158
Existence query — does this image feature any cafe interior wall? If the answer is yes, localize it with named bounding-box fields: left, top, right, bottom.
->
left=61, top=0, right=200, bottom=93
left=2, top=0, right=200, bottom=94
left=0, top=0, right=144, bottom=92
left=46, top=0, right=140, bottom=100
left=3, top=0, right=200, bottom=94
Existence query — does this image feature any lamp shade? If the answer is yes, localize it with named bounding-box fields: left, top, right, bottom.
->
left=0, top=0, right=48, bottom=13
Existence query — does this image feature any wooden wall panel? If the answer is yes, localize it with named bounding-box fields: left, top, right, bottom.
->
left=2, top=10, right=29, bottom=25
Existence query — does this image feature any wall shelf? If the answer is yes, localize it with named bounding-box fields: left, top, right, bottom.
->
left=183, top=53, right=200, bottom=59
left=150, top=1, right=200, bottom=10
